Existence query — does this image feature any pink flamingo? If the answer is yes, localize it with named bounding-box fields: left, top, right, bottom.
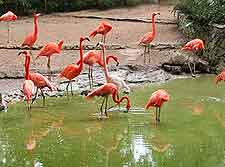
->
left=22, top=13, right=41, bottom=50
left=97, top=42, right=130, bottom=93
left=19, top=51, right=55, bottom=106
left=0, top=11, right=17, bottom=44
left=145, top=89, right=169, bottom=123
left=89, top=21, right=112, bottom=43
left=86, top=83, right=131, bottom=117
left=36, top=40, right=64, bottom=77
left=19, top=51, right=34, bottom=111
left=182, top=38, right=205, bottom=77
left=76, top=49, right=119, bottom=89
left=59, top=36, right=90, bottom=95
left=215, top=70, right=225, bottom=84
left=139, top=12, right=160, bottom=63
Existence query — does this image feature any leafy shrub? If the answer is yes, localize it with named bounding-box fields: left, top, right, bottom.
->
left=0, top=0, right=154, bottom=15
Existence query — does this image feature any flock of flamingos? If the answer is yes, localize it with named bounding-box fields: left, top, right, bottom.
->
left=0, top=10, right=225, bottom=123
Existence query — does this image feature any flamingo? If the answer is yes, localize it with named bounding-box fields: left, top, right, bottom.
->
left=59, top=36, right=90, bottom=95
left=36, top=40, right=64, bottom=77
left=19, top=51, right=55, bottom=106
left=76, top=50, right=119, bottom=89
left=0, top=11, right=17, bottom=44
left=89, top=21, right=112, bottom=43
left=145, top=89, right=169, bottom=123
left=86, top=83, right=131, bottom=117
left=138, top=12, right=160, bottom=63
left=22, top=13, right=41, bottom=51
left=215, top=70, right=225, bottom=84
left=19, top=51, right=34, bottom=111
left=182, top=38, right=205, bottom=77
left=97, top=42, right=130, bottom=94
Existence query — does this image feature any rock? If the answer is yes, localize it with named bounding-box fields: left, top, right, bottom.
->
left=162, top=52, right=210, bottom=74
left=163, top=64, right=182, bottom=74
left=127, top=69, right=172, bottom=83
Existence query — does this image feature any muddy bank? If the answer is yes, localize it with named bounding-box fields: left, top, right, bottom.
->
left=0, top=64, right=179, bottom=109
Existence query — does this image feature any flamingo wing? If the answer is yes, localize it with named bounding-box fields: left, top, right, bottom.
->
left=22, top=33, right=36, bottom=47
left=60, top=64, right=80, bottom=80
left=30, top=73, right=54, bottom=90
left=23, top=80, right=34, bottom=101
left=139, top=32, right=154, bottom=45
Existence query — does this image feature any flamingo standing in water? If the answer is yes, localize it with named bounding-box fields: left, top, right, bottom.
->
left=89, top=21, right=112, bottom=43
left=182, top=38, right=205, bottom=77
left=36, top=40, right=64, bottom=77
left=22, top=13, right=41, bottom=52
left=215, top=70, right=225, bottom=84
left=0, top=11, right=17, bottom=44
left=139, top=12, right=160, bottom=63
left=97, top=42, right=130, bottom=94
left=145, top=89, right=169, bottom=123
left=86, top=83, right=131, bottom=117
left=59, top=36, right=90, bottom=95
left=76, top=49, right=119, bottom=89
left=19, top=51, right=34, bottom=111
left=19, top=51, right=55, bottom=106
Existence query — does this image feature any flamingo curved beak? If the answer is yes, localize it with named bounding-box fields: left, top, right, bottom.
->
left=18, top=51, right=26, bottom=56
left=36, top=13, right=41, bottom=17
left=116, top=62, right=119, bottom=66
left=84, top=37, right=90, bottom=42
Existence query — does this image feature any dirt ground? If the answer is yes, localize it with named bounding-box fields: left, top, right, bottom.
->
left=0, top=3, right=186, bottom=92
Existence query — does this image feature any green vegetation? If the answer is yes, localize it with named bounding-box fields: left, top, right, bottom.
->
left=0, top=0, right=154, bottom=15
left=174, top=0, right=225, bottom=72
left=1, top=75, right=225, bottom=167
left=174, top=0, right=225, bottom=25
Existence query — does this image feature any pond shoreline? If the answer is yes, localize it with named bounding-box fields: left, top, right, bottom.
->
left=0, top=64, right=199, bottom=110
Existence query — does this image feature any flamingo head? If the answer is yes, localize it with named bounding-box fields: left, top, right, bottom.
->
left=95, top=42, right=104, bottom=48
left=126, top=100, right=131, bottom=112
left=18, top=51, right=30, bottom=57
left=80, top=36, right=90, bottom=42
left=152, top=12, right=160, bottom=16
left=34, top=13, right=41, bottom=17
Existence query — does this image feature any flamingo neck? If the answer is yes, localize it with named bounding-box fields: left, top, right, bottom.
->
left=151, top=14, right=156, bottom=37
left=25, top=55, right=30, bottom=80
left=78, top=40, right=84, bottom=72
left=106, top=55, right=117, bottom=64
left=101, top=45, right=111, bottom=82
left=34, top=16, right=38, bottom=36
left=58, top=41, right=63, bottom=51
left=112, top=92, right=130, bottom=108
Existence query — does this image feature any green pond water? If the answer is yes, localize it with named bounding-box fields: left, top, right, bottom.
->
left=0, top=75, right=225, bottom=167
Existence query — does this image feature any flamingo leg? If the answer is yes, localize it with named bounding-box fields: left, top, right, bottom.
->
left=100, top=97, right=106, bottom=116
left=40, top=89, right=45, bottom=106
left=103, top=35, right=106, bottom=43
left=148, top=45, right=151, bottom=63
left=70, top=82, right=73, bottom=96
left=47, top=57, right=51, bottom=80
left=187, top=62, right=195, bottom=78
left=32, top=88, right=39, bottom=104
left=90, top=66, right=94, bottom=89
left=158, top=107, right=161, bottom=122
left=66, top=82, right=70, bottom=96
left=88, top=66, right=91, bottom=89
left=7, top=22, right=10, bottom=44
left=104, top=95, right=108, bottom=117
left=144, top=46, right=146, bottom=64
left=155, top=107, right=158, bottom=122
left=117, top=93, right=120, bottom=109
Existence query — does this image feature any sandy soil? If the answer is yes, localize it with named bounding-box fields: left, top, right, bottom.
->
left=0, top=4, right=186, bottom=92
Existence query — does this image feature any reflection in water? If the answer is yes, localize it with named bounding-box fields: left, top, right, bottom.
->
left=1, top=75, right=225, bottom=166
left=132, top=135, right=155, bottom=166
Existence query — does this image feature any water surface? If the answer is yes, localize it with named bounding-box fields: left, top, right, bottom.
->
left=0, top=75, right=225, bottom=167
